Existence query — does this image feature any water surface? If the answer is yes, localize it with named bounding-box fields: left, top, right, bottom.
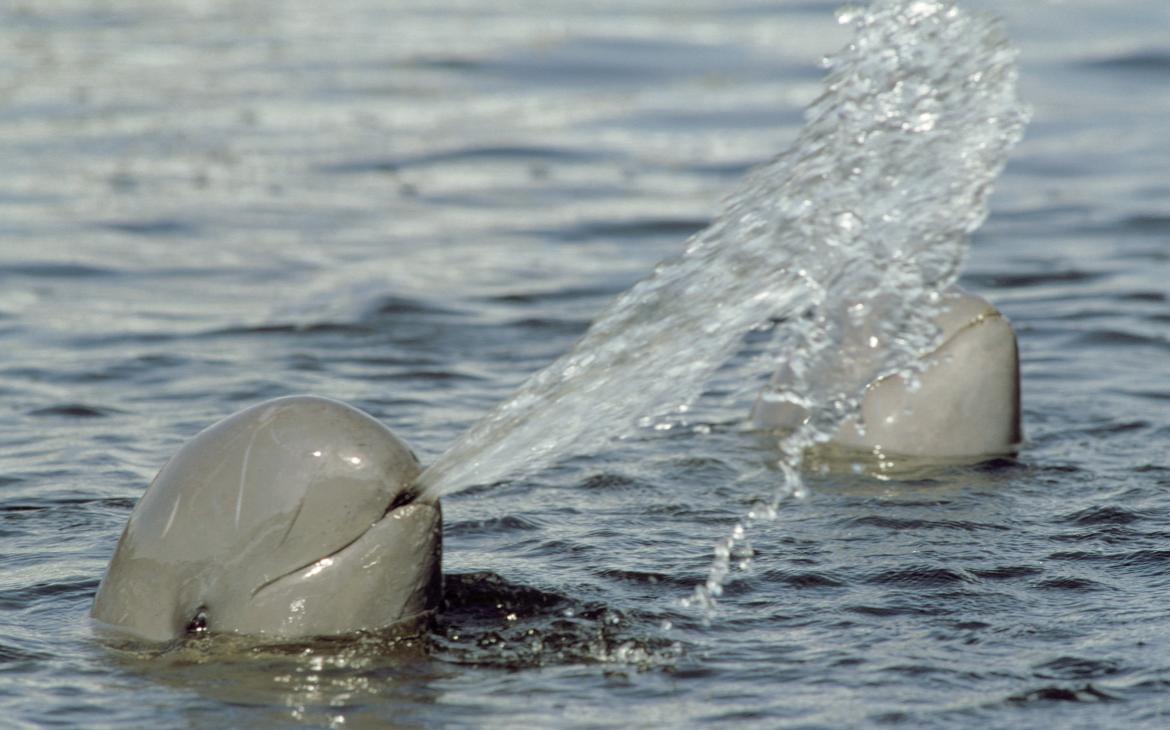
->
left=1, top=0, right=1168, bottom=727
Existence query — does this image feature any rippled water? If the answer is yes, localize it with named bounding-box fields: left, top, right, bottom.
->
left=2, top=0, right=1169, bottom=727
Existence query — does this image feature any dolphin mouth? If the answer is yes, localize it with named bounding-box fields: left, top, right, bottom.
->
left=383, top=487, right=420, bottom=515
left=940, top=308, right=1004, bottom=347
left=249, top=493, right=435, bottom=601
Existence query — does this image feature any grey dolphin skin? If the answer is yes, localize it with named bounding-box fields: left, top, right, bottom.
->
left=91, top=396, right=441, bottom=643
left=753, top=287, right=1022, bottom=457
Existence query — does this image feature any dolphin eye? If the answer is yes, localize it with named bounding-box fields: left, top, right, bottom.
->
left=186, top=607, right=209, bottom=636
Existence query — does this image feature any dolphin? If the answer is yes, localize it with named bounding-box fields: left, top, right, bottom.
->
left=91, top=396, right=441, bottom=643
left=752, top=287, right=1022, bottom=457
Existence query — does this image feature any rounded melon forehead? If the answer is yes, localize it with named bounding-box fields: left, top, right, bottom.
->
left=93, top=396, right=433, bottom=642
left=127, top=396, right=419, bottom=568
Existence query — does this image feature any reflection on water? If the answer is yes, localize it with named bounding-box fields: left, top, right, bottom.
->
left=110, top=634, right=444, bottom=729
left=99, top=571, right=679, bottom=727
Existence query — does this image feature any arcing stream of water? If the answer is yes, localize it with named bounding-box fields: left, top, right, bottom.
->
left=417, top=0, right=1029, bottom=558
left=419, top=6, right=1031, bottom=623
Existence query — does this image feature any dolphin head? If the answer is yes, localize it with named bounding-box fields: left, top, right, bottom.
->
left=754, top=286, right=1021, bottom=458
left=92, top=396, right=441, bottom=643
left=829, top=287, right=1022, bottom=457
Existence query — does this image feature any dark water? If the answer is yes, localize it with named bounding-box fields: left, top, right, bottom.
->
left=2, top=0, right=1168, bottom=727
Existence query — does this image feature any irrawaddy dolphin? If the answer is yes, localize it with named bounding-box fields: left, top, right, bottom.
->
left=91, top=396, right=440, bottom=643
left=753, top=287, right=1022, bottom=457
left=92, top=289, right=1020, bottom=642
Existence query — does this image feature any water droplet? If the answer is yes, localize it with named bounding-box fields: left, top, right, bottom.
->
left=835, top=211, right=861, bottom=231
left=836, top=4, right=864, bottom=25
left=907, top=1, right=942, bottom=21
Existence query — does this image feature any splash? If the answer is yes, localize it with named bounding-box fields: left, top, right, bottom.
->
left=416, top=0, right=1027, bottom=535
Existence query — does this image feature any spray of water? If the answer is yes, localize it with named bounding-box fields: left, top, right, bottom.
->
left=688, top=0, right=1029, bottom=612
left=415, top=0, right=1029, bottom=598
